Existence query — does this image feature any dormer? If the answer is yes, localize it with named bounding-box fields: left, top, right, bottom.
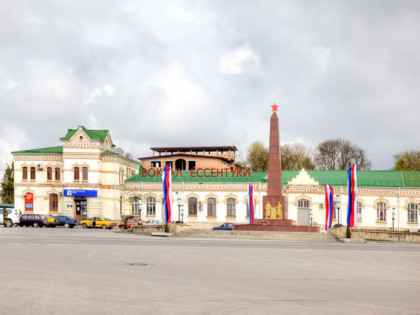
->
left=60, top=126, right=114, bottom=151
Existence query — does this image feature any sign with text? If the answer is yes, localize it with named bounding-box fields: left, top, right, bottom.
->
left=25, top=193, right=33, bottom=211
left=63, top=189, right=98, bottom=197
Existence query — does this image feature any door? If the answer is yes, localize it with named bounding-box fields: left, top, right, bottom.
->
left=297, top=199, right=310, bottom=226
left=75, top=198, right=87, bottom=218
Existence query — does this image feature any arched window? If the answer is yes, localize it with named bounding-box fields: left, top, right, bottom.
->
left=175, top=159, right=186, bottom=171
left=74, top=167, right=80, bottom=180
left=408, top=203, right=418, bottom=223
left=146, top=197, right=156, bottom=215
left=82, top=167, right=88, bottom=181
left=188, top=197, right=197, bottom=215
left=49, top=194, right=58, bottom=212
left=131, top=197, right=141, bottom=216
left=227, top=198, right=236, bottom=216
left=22, top=167, right=27, bottom=180
left=377, top=202, right=387, bottom=221
left=207, top=198, right=216, bottom=216
left=47, top=167, right=52, bottom=181
left=30, top=167, right=36, bottom=180
left=55, top=168, right=60, bottom=181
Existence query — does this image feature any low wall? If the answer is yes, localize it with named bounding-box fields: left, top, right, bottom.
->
left=329, top=226, right=420, bottom=243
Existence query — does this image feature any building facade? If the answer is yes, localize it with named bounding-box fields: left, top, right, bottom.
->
left=13, top=126, right=140, bottom=220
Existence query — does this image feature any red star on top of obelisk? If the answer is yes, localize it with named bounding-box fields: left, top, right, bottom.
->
left=271, top=102, right=279, bottom=112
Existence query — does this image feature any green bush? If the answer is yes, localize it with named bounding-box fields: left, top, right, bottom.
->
left=164, top=222, right=170, bottom=233
left=346, top=226, right=351, bottom=238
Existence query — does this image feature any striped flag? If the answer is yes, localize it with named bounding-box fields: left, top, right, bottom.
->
left=162, top=164, right=172, bottom=223
left=248, top=184, right=254, bottom=225
left=347, top=164, right=358, bottom=228
left=324, top=185, right=334, bottom=231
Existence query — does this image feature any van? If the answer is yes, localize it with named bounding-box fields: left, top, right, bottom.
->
left=0, top=208, right=20, bottom=227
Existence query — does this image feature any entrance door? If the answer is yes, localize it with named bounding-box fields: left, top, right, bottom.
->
left=297, top=199, right=310, bottom=226
left=75, top=198, right=87, bottom=218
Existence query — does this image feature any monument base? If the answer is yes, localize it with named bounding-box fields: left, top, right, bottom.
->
left=234, top=219, right=320, bottom=233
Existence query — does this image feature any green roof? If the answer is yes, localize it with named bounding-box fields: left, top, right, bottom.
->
left=12, top=146, right=63, bottom=154
left=61, top=127, right=110, bottom=142
left=126, top=169, right=420, bottom=188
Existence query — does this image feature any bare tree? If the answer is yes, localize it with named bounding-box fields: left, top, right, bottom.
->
left=281, top=143, right=315, bottom=170
left=124, top=152, right=134, bottom=160
left=115, top=147, right=125, bottom=155
left=393, top=150, right=420, bottom=171
left=315, top=138, right=372, bottom=170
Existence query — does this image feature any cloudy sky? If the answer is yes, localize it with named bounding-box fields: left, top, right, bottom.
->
left=1, top=0, right=420, bottom=173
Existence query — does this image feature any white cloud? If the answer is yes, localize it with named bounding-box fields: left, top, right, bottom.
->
left=218, top=45, right=260, bottom=74
left=83, top=85, right=115, bottom=105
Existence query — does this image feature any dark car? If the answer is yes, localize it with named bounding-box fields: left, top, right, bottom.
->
left=54, top=215, right=76, bottom=228
left=19, top=214, right=48, bottom=228
left=213, top=223, right=235, bottom=230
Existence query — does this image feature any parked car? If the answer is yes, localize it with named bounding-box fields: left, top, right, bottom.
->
left=213, top=223, right=235, bottom=230
left=44, top=215, right=58, bottom=227
left=54, top=215, right=76, bottom=228
left=143, top=220, right=163, bottom=225
left=19, top=214, right=49, bottom=228
left=118, top=218, right=143, bottom=229
left=0, top=208, right=20, bottom=227
left=80, top=217, right=117, bottom=229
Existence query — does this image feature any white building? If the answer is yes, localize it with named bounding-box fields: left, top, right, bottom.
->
left=13, top=126, right=140, bottom=220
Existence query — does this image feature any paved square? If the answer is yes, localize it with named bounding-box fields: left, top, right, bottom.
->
left=1, top=227, right=419, bottom=314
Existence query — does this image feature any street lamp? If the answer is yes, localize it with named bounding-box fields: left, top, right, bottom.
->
left=334, top=194, right=342, bottom=227
left=392, top=208, right=396, bottom=231
left=139, top=199, right=142, bottom=221
left=177, top=192, right=184, bottom=223
left=310, top=208, right=313, bottom=226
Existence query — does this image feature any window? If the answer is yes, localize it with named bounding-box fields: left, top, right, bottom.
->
left=131, top=197, right=141, bottom=216
left=207, top=198, right=216, bottom=216
left=151, top=161, right=161, bottom=168
left=55, top=168, right=60, bottom=181
left=49, top=194, right=58, bottom=212
left=377, top=202, right=387, bottom=221
left=30, top=167, right=36, bottom=180
left=166, top=161, right=173, bottom=168
left=298, top=200, right=309, bottom=208
left=146, top=197, right=156, bottom=215
left=82, top=167, right=88, bottom=181
left=22, top=167, right=27, bottom=180
left=408, top=203, right=418, bottom=223
left=227, top=198, right=236, bottom=216
left=357, top=202, right=362, bottom=220
left=188, top=161, right=196, bottom=170
left=47, top=167, right=52, bottom=181
left=74, top=167, right=80, bottom=180
left=188, top=197, right=197, bottom=215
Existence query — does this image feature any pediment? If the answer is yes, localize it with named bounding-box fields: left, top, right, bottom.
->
left=68, top=128, right=92, bottom=144
left=288, top=169, right=319, bottom=186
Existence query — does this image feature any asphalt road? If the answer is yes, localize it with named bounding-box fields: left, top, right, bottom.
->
left=0, top=227, right=419, bottom=315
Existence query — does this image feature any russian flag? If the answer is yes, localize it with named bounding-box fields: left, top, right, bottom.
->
left=162, top=164, right=172, bottom=223
left=324, top=185, right=334, bottom=231
left=248, top=184, right=254, bottom=225
left=347, top=164, right=357, bottom=228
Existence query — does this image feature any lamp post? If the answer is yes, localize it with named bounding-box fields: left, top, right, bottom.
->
left=334, top=194, right=342, bottom=227
left=392, top=208, right=396, bottom=231
left=310, top=208, right=313, bottom=226
left=177, top=192, right=184, bottom=223
left=139, top=199, right=142, bottom=221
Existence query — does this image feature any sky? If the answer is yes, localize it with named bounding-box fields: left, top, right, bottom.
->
left=1, top=0, right=420, bottom=173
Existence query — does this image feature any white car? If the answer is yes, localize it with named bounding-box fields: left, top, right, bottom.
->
left=144, top=219, right=164, bottom=225
left=0, top=208, right=20, bottom=227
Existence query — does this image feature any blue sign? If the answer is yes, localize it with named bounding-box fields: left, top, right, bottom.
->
left=63, top=189, right=98, bottom=197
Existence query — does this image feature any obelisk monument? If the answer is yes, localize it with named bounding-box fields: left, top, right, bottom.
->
left=262, top=103, right=288, bottom=220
